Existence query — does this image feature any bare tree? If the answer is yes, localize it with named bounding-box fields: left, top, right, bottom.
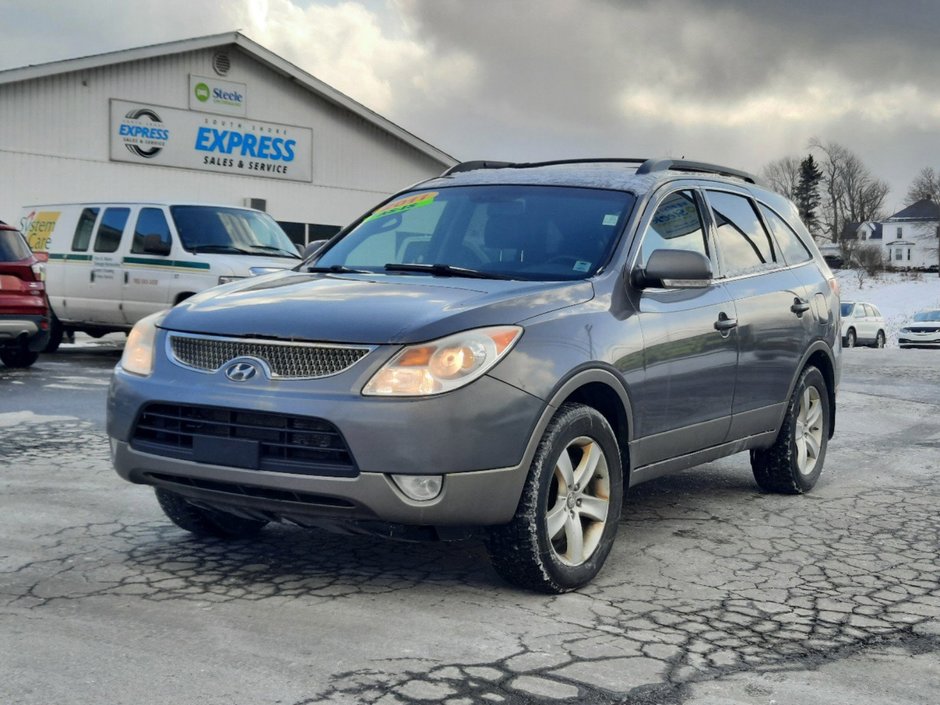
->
left=760, top=156, right=801, bottom=199
left=808, top=138, right=889, bottom=244
left=905, top=167, right=940, bottom=204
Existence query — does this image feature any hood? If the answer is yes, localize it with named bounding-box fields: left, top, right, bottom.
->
left=161, top=271, right=594, bottom=344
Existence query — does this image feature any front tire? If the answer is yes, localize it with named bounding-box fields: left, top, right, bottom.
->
left=155, top=488, right=268, bottom=538
left=751, top=366, right=829, bottom=494
left=485, top=403, right=623, bottom=593
left=845, top=329, right=856, bottom=348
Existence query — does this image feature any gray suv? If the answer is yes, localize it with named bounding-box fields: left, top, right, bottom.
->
left=108, top=158, right=841, bottom=593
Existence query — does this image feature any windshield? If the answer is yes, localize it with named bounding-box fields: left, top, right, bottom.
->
left=840, top=303, right=855, bottom=316
left=170, top=206, right=300, bottom=258
left=0, top=228, right=32, bottom=262
left=314, top=185, right=636, bottom=280
left=913, top=310, right=940, bottom=322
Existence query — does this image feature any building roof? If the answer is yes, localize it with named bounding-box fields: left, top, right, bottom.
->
left=887, top=198, right=940, bottom=221
left=0, top=31, right=456, bottom=168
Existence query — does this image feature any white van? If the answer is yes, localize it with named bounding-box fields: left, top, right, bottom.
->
left=19, top=202, right=301, bottom=351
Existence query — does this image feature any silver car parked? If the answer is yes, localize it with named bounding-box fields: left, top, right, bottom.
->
left=840, top=301, right=886, bottom=348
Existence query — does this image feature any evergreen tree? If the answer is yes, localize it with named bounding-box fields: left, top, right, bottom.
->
left=794, top=155, right=822, bottom=234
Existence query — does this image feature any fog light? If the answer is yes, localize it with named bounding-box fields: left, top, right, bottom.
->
left=391, top=474, right=443, bottom=501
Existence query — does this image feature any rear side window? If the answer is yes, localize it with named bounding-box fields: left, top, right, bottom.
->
left=707, top=191, right=777, bottom=277
left=870, top=304, right=882, bottom=318
left=640, top=190, right=708, bottom=266
left=759, top=205, right=812, bottom=265
left=94, top=208, right=130, bottom=253
left=132, top=208, right=172, bottom=255
left=0, top=229, right=32, bottom=261
left=71, top=208, right=99, bottom=252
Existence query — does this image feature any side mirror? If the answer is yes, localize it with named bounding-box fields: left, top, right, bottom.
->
left=302, top=239, right=329, bottom=259
left=632, top=249, right=713, bottom=289
left=142, top=234, right=172, bottom=256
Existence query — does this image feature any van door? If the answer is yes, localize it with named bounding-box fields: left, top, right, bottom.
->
left=49, top=206, right=99, bottom=324
left=122, top=207, right=173, bottom=324
left=84, top=206, right=131, bottom=325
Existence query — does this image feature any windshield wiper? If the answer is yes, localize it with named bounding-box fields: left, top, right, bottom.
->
left=187, top=244, right=254, bottom=254
left=384, top=263, right=512, bottom=280
left=306, top=264, right=372, bottom=274
left=248, top=245, right=301, bottom=258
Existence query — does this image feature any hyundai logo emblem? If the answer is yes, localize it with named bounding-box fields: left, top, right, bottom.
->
left=225, top=361, right=258, bottom=382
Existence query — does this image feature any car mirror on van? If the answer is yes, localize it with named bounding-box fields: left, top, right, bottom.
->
left=302, top=240, right=329, bottom=259
left=632, top=249, right=713, bottom=290
left=142, top=235, right=172, bottom=256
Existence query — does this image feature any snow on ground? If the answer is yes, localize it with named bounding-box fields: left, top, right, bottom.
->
left=835, top=269, right=940, bottom=347
left=0, top=410, right=75, bottom=427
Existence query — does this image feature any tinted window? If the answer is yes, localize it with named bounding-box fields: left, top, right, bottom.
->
left=316, top=186, right=636, bottom=281
left=708, top=191, right=776, bottom=277
left=71, top=208, right=99, bottom=252
left=640, top=190, right=708, bottom=265
left=0, top=229, right=32, bottom=261
left=93, top=208, right=130, bottom=253
left=132, top=208, right=172, bottom=255
left=759, top=205, right=812, bottom=265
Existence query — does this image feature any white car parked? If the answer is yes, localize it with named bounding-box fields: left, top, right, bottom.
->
left=840, top=301, right=886, bottom=348
left=899, top=310, right=940, bottom=349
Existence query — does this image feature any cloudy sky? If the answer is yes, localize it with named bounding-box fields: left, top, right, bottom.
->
left=2, top=0, right=938, bottom=210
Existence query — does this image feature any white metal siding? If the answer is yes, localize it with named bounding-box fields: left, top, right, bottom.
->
left=0, top=46, right=448, bottom=227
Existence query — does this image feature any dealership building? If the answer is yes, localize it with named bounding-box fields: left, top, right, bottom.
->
left=0, top=32, right=456, bottom=245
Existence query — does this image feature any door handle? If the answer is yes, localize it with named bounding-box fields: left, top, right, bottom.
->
left=791, top=298, right=810, bottom=316
left=714, top=312, right=738, bottom=332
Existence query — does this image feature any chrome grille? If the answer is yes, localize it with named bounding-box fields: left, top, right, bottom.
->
left=168, top=334, right=371, bottom=379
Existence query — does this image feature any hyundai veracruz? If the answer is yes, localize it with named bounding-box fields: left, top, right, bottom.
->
left=108, top=158, right=841, bottom=593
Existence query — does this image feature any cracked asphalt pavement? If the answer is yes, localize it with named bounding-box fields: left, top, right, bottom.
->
left=1, top=342, right=938, bottom=704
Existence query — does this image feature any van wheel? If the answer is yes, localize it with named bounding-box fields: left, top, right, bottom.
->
left=750, top=366, right=829, bottom=494
left=44, top=313, right=64, bottom=353
left=485, top=403, right=623, bottom=593
left=155, top=488, right=268, bottom=538
left=0, top=348, right=40, bottom=368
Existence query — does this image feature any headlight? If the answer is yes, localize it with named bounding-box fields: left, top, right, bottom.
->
left=363, top=326, right=522, bottom=397
left=120, top=310, right=168, bottom=376
left=218, top=275, right=244, bottom=285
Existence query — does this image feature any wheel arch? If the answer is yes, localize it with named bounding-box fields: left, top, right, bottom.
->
left=791, top=343, right=837, bottom=439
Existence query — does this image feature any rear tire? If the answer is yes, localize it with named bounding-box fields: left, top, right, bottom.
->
left=485, top=403, right=623, bottom=593
left=873, top=330, right=885, bottom=348
left=0, top=348, right=40, bottom=368
left=845, top=329, right=856, bottom=348
left=751, top=366, right=829, bottom=494
left=155, top=488, right=268, bottom=538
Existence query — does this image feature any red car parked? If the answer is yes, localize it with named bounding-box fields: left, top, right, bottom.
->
left=0, top=222, right=49, bottom=368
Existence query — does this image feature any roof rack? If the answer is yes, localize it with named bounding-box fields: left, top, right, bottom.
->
left=441, top=157, right=756, bottom=184
left=636, top=158, right=756, bottom=184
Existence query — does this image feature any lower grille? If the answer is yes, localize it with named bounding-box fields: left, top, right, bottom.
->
left=131, top=403, right=357, bottom=477
left=146, top=472, right=356, bottom=508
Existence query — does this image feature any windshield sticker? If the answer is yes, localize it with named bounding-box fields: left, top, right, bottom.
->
left=366, top=192, right=438, bottom=222
left=602, top=214, right=619, bottom=226
left=573, top=260, right=592, bottom=273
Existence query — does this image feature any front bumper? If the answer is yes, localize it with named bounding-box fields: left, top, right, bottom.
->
left=112, top=439, right=528, bottom=526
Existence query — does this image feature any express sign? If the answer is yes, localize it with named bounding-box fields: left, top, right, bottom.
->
left=109, top=100, right=313, bottom=182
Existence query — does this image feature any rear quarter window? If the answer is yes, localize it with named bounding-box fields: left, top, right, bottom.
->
left=0, top=229, right=32, bottom=261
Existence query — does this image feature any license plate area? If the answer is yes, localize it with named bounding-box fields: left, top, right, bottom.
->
left=192, top=436, right=260, bottom=470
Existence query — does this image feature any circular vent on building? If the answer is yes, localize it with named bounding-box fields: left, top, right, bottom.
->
left=212, top=51, right=231, bottom=76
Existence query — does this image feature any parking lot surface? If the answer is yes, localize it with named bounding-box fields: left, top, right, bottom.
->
left=1, top=342, right=938, bottom=704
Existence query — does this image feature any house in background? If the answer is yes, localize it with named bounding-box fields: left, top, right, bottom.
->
left=880, top=198, right=940, bottom=270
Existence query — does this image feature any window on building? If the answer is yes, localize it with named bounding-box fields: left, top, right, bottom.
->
left=908, top=249, right=912, bottom=261
left=895, top=249, right=903, bottom=261
left=897, top=226, right=903, bottom=239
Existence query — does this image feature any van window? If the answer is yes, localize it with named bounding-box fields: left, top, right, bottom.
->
left=71, top=208, right=100, bottom=252
left=94, top=208, right=130, bottom=253
left=132, top=208, right=172, bottom=255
